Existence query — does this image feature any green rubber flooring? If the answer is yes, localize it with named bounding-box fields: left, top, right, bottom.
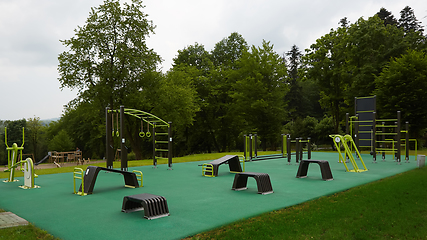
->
left=0, top=152, right=418, bottom=240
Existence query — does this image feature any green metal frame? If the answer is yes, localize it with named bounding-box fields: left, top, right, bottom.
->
left=132, top=170, right=143, bottom=187
left=73, top=167, right=86, bottom=196
left=4, top=127, right=25, bottom=183
left=202, top=163, right=214, bottom=177
left=106, top=106, right=172, bottom=170
left=330, top=134, right=368, bottom=173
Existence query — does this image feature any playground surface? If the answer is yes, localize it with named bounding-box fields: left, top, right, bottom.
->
left=0, top=152, right=419, bottom=240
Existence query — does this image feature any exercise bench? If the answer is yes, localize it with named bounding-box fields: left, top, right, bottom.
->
left=202, top=155, right=242, bottom=177
left=122, top=193, right=170, bottom=220
left=296, top=159, right=333, bottom=181
left=77, top=166, right=141, bottom=195
left=231, top=172, right=273, bottom=195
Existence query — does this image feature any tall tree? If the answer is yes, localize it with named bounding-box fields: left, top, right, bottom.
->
left=398, top=6, right=424, bottom=34
left=376, top=8, right=398, bottom=26
left=26, top=116, right=45, bottom=160
left=284, top=45, right=303, bottom=119
left=375, top=50, right=427, bottom=137
left=173, top=43, right=211, bottom=72
left=232, top=40, right=288, bottom=150
left=304, top=26, right=349, bottom=133
left=58, top=0, right=161, bottom=111
left=58, top=0, right=163, bottom=159
left=211, top=32, right=248, bottom=69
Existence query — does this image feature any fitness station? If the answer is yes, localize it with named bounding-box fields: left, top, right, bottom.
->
left=0, top=101, right=423, bottom=240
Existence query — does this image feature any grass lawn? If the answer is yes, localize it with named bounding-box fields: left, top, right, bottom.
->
left=1, top=150, right=426, bottom=239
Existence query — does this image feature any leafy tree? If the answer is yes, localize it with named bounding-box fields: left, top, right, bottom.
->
left=26, top=116, right=46, bottom=160
left=375, top=50, right=427, bottom=137
left=232, top=40, right=288, bottom=150
left=57, top=0, right=171, bottom=159
left=60, top=102, right=104, bottom=159
left=211, top=32, right=248, bottom=69
left=376, top=8, right=398, bottom=26
left=172, top=43, right=212, bottom=72
left=48, top=130, right=74, bottom=152
left=304, top=26, right=349, bottom=133
left=58, top=0, right=161, bottom=110
left=304, top=15, right=422, bottom=133
left=172, top=33, right=249, bottom=153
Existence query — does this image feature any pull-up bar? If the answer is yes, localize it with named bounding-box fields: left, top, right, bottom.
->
left=105, top=106, right=172, bottom=171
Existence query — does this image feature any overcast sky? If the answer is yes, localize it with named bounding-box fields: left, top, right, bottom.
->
left=0, top=0, right=426, bottom=121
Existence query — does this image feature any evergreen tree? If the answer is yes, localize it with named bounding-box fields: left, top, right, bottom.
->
left=376, top=8, right=398, bottom=26
left=398, top=6, right=424, bottom=34
left=284, top=45, right=303, bottom=119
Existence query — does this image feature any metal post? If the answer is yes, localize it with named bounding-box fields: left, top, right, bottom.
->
left=346, top=113, right=349, bottom=135
left=405, top=121, right=409, bottom=163
left=120, top=106, right=128, bottom=171
left=243, top=135, right=247, bottom=160
left=372, top=112, right=376, bottom=162
left=295, top=138, right=300, bottom=164
left=396, top=111, right=401, bottom=164
left=287, top=135, right=291, bottom=164
left=299, top=138, right=303, bottom=161
left=106, top=107, right=113, bottom=169
left=307, top=137, right=311, bottom=160
left=153, top=122, right=157, bottom=167
left=382, top=122, right=385, bottom=161
left=355, top=114, right=359, bottom=151
left=168, top=122, right=173, bottom=169
left=249, top=134, right=253, bottom=160
left=254, top=134, right=257, bottom=158
left=281, top=134, right=285, bottom=157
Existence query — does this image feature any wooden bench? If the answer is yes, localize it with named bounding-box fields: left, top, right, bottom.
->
left=231, top=172, right=273, bottom=195
left=296, top=159, right=333, bottom=181
left=122, top=193, right=170, bottom=220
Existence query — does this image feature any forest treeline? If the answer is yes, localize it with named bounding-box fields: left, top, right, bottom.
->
left=1, top=1, right=426, bottom=164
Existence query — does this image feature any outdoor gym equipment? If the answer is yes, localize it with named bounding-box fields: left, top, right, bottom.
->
left=346, top=96, right=416, bottom=164
left=231, top=172, right=273, bottom=195
left=106, top=106, right=172, bottom=171
left=244, top=134, right=309, bottom=162
left=202, top=155, right=243, bottom=177
left=330, top=134, right=368, bottom=173
left=283, top=134, right=312, bottom=164
left=73, top=166, right=143, bottom=195
left=296, top=159, right=333, bottom=181
left=122, top=193, right=170, bottom=219
left=4, top=127, right=24, bottom=183
left=4, top=156, right=39, bottom=189
left=3, top=127, right=39, bottom=188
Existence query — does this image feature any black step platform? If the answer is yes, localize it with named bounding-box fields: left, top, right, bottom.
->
left=78, top=166, right=140, bottom=195
left=296, top=159, right=333, bottom=181
left=204, top=155, right=243, bottom=177
left=122, top=193, right=170, bottom=220
left=231, top=172, right=273, bottom=195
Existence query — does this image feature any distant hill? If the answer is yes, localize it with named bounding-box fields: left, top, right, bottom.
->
left=41, top=118, right=60, bottom=126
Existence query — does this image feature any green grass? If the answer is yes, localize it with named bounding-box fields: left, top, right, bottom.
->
left=0, top=224, right=59, bottom=240
left=1, top=150, right=426, bottom=239
left=186, top=164, right=427, bottom=239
